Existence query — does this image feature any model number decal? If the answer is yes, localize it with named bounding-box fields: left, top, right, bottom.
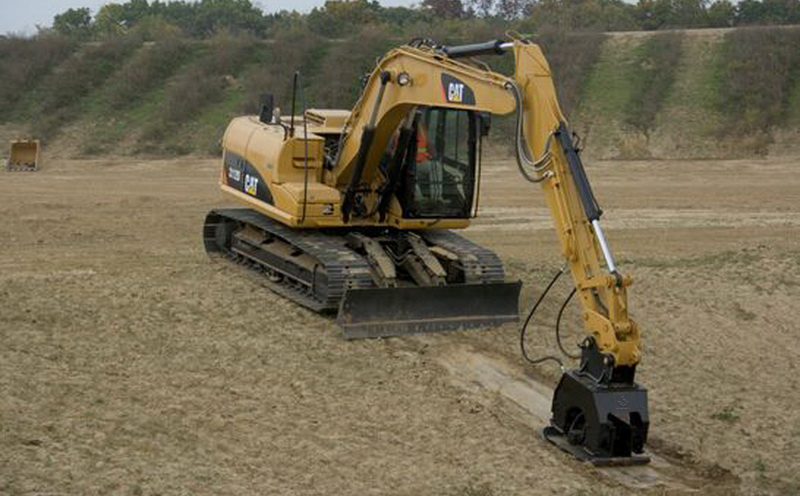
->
left=244, top=174, right=258, bottom=195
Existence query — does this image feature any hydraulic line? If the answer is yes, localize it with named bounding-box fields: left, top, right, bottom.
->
left=555, top=288, right=581, bottom=359
left=519, top=267, right=566, bottom=369
left=521, top=268, right=585, bottom=366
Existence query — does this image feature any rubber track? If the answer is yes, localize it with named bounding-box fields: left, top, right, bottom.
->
left=205, top=208, right=509, bottom=312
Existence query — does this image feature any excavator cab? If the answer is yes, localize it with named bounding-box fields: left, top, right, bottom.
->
left=397, top=107, right=479, bottom=219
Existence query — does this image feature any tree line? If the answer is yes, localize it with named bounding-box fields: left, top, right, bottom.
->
left=41, top=0, right=800, bottom=41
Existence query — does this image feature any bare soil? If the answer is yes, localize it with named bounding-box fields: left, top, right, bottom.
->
left=1, top=155, right=799, bottom=495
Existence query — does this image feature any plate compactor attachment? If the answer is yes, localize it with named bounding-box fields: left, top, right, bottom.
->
left=337, top=281, right=522, bottom=339
left=7, top=139, right=40, bottom=171
left=543, top=340, right=650, bottom=466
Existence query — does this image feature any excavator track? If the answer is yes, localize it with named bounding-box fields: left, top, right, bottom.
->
left=203, top=208, right=374, bottom=311
left=203, top=208, right=520, bottom=337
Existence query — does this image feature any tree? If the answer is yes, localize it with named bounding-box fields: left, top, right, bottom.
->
left=496, top=0, right=526, bottom=18
left=122, top=0, right=151, bottom=26
left=468, top=0, right=496, bottom=16
left=737, top=0, right=800, bottom=25
left=53, top=8, right=93, bottom=39
left=634, top=0, right=673, bottom=30
left=422, top=0, right=466, bottom=18
left=707, top=0, right=735, bottom=26
left=95, top=3, right=127, bottom=36
left=669, top=0, right=709, bottom=27
left=191, top=0, right=268, bottom=37
left=307, top=0, right=382, bottom=38
left=524, top=0, right=636, bottom=31
left=379, top=6, right=434, bottom=25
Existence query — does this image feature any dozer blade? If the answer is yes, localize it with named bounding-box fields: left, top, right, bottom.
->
left=336, top=281, right=521, bottom=339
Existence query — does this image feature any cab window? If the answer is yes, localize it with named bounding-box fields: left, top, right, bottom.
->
left=400, top=107, right=477, bottom=218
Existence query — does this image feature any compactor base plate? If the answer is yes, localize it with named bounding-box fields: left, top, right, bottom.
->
left=542, top=426, right=651, bottom=466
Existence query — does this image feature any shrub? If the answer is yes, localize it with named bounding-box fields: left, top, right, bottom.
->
left=31, top=34, right=142, bottom=135
left=537, top=30, right=607, bottom=119
left=106, top=36, right=191, bottom=110
left=41, top=35, right=142, bottom=110
left=162, top=34, right=256, bottom=123
left=0, top=35, right=75, bottom=121
left=717, top=26, right=800, bottom=138
left=241, top=29, right=324, bottom=115
left=624, top=31, right=684, bottom=137
left=314, top=25, right=398, bottom=108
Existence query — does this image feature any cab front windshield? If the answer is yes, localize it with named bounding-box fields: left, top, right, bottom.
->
left=392, top=107, right=478, bottom=219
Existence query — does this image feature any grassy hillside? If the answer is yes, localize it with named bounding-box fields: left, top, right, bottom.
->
left=2, top=26, right=800, bottom=159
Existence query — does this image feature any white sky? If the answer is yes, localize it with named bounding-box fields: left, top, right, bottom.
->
left=0, top=0, right=419, bottom=35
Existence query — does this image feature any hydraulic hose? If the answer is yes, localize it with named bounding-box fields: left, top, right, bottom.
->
left=506, top=81, right=552, bottom=184
left=555, top=288, right=581, bottom=359
left=520, top=267, right=566, bottom=370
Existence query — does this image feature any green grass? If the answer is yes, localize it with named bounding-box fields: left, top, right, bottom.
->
left=711, top=405, right=740, bottom=423
left=624, top=31, right=683, bottom=137
left=785, top=78, right=800, bottom=127
left=580, top=36, right=640, bottom=121
left=133, top=39, right=268, bottom=156
left=573, top=34, right=644, bottom=157
left=176, top=84, right=247, bottom=156
left=645, top=31, right=728, bottom=158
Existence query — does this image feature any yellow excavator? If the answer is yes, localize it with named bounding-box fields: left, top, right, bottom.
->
left=203, top=36, right=648, bottom=464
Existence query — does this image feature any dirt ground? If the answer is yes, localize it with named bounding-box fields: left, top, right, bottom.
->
left=1, top=154, right=799, bottom=495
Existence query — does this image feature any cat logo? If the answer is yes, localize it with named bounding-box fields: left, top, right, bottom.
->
left=244, top=174, right=259, bottom=196
left=448, top=82, right=465, bottom=103
left=441, top=74, right=475, bottom=105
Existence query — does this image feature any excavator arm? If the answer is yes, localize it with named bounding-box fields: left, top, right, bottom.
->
left=510, top=42, right=641, bottom=369
left=507, top=41, right=649, bottom=464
